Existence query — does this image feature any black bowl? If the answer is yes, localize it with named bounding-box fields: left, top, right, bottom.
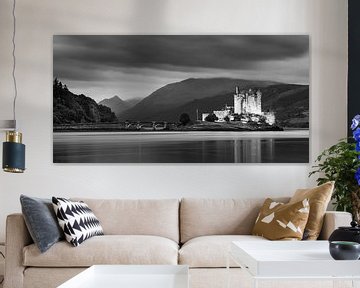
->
left=329, top=241, right=360, bottom=260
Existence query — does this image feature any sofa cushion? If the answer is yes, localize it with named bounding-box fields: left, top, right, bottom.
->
left=179, top=235, right=267, bottom=268
left=23, top=235, right=179, bottom=267
left=290, top=181, right=334, bottom=240
left=252, top=198, right=310, bottom=240
left=52, top=197, right=104, bottom=247
left=180, top=198, right=289, bottom=243
left=20, top=195, right=64, bottom=253
left=72, top=198, right=179, bottom=243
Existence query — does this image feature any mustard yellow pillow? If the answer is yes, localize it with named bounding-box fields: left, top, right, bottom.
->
left=289, top=181, right=334, bottom=240
left=252, top=198, right=310, bottom=240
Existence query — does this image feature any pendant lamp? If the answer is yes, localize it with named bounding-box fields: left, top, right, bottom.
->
left=1, top=0, right=25, bottom=173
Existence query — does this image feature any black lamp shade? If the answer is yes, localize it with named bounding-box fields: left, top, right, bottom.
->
left=2, top=141, right=25, bottom=173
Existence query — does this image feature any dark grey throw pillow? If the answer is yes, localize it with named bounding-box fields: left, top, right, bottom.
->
left=20, top=195, right=64, bottom=253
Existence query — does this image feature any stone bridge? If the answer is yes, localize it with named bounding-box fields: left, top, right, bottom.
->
left=124, top=121, right=169, bottom=130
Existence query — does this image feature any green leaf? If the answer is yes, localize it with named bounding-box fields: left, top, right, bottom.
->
left=309, top=139, right=360, bottom=214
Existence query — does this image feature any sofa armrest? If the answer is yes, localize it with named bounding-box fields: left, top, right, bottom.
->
left=318, top=211, right=352, bottom=240
left=4, top=213, right=33, bottom=288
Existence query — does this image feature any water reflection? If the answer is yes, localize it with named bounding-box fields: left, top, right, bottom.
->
left=53, top=132, right=309, bottom=163
left=234, top=138, right=262, bottom=163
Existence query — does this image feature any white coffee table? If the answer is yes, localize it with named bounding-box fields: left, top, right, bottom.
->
left=228, top=241, right=360, bottom=288
left=57, top=265, right=189, bottom=288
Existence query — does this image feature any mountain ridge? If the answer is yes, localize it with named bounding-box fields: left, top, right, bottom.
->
left=99, top=95, right=131, bottom=116
left=118, top=78, right=281, bottom=121
left=99, top=95, right=142, bottom=117
left=124, top=84, right=309, bottom=128
left=117, top=78, right=309, bottom=128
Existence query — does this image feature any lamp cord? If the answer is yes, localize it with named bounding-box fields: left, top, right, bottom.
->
left=11, top=0, right=17, bottom=130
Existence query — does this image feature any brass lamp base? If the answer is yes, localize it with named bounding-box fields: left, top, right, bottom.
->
left=3, top=167, right=24, bottom=173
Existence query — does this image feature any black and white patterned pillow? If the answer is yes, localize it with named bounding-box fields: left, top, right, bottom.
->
left=52, top=197, right=104, bottom=247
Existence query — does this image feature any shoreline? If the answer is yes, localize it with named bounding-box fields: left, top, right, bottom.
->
left=54, top=130, right=310, bottom=139
left=53, top=121, right=290, bottom=133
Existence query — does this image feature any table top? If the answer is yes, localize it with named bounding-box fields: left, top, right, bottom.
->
left=58, top=265, right=189, bottom=288
left=231, top=240, right=360, bottom=278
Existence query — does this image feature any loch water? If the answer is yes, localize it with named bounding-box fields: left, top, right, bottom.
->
left=53, top=131, right=309, bottom=163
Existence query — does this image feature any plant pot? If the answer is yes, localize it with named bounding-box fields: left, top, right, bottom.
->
left=329, top=241, right=360, bottom=260
left=329, top=221, right=360, bottom=244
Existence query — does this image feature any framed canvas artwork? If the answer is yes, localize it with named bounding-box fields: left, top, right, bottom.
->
left=53, top=35, right=309, bottom=163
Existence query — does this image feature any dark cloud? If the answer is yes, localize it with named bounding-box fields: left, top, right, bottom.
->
left=54, top=35, right=308, bottom=75
left=53, top=35, right=309, bottom=100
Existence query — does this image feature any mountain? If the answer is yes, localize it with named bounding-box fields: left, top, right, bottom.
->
left=117, top=78, right=309, bottom=128
left=125, top=98, right=142, bottom=107
left=99, top=96, right=143, bottom=117
left=99, top=96, right=131, bottom=116
left=118, top=78, right=278, bottom=121
left=53, top=79, right=117, bottom=125
left=259, top=84, right=309, bottom=127
left=154, top=84, right=309, bottom=128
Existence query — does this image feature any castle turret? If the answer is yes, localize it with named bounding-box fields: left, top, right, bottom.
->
left=256, top=90, right=262, bottom=114
left=234, top=86, right=242, bottom=114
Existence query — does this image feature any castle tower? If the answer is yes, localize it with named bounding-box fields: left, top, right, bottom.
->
left=234, top=86, right=242, bottom=114
left=255, top=90, right=262, bottom=115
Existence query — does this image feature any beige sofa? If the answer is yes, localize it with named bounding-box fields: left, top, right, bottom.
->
left=4, top=198, right=352, bottom=288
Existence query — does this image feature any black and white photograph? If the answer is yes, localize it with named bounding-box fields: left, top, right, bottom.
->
left=53, top=35, right=309, bottom=163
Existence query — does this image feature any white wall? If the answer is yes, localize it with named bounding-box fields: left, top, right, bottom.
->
left=0, top=0, right=347, bottom=242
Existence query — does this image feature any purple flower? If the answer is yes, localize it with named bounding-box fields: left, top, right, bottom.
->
left=356, top=168, right=360, bottom=186
left=354, top=128, right=360, bottom=142
left=351, top=116, right=360, bottom=186
left=352, top=115, right=360, bottom=130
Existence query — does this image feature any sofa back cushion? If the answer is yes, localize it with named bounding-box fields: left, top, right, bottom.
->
left=72, top=198, right=179, bottom=243
left=180, top=198, right=289, bottom=243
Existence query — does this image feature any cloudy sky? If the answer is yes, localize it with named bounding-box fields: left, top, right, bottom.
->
left=53, top=35, right=309, bottom=102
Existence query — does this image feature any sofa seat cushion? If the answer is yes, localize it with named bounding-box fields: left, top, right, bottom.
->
left=179, top=235, right=267, bottom=268
left=23, top=235, right=179, bottom=267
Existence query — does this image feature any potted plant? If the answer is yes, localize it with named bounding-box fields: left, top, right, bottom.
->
left=309, top=115, right=360, bottom=222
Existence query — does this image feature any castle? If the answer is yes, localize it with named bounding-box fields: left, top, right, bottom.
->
left=202, top=86, right=275, bottom=125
